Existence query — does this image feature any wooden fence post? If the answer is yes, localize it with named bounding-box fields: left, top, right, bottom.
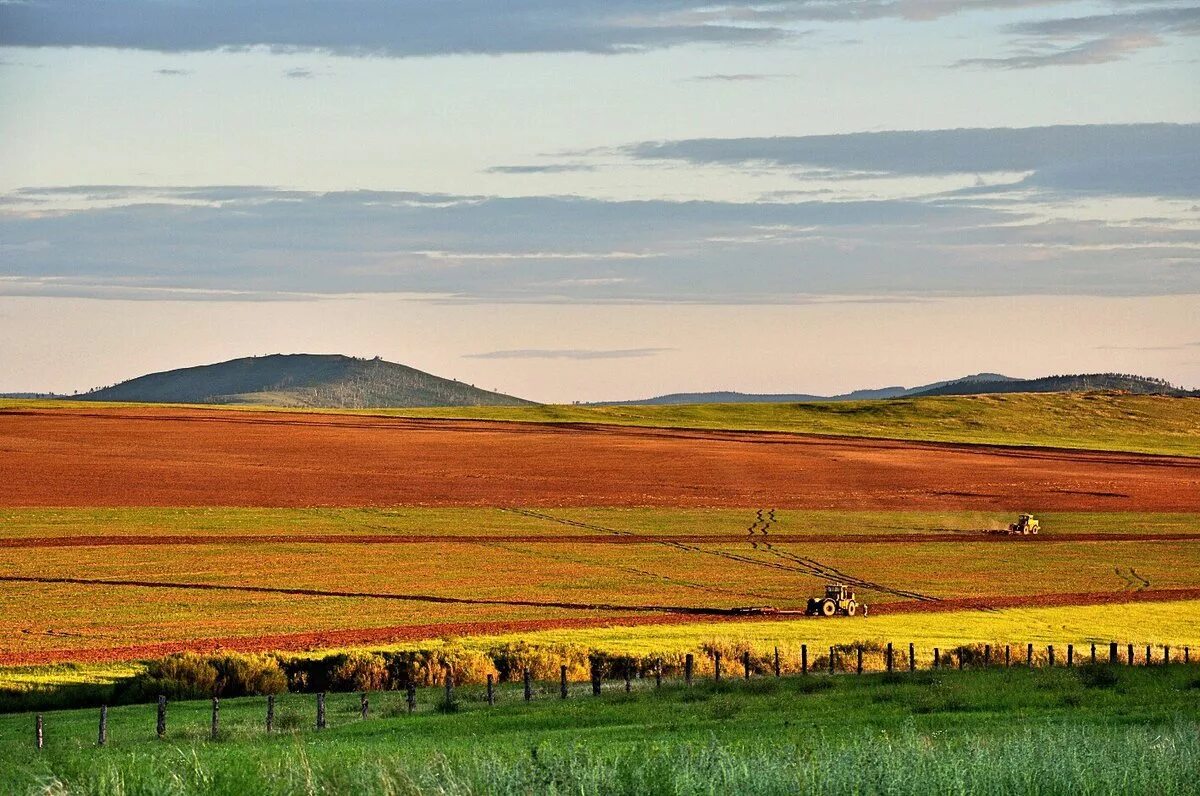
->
left=774, top=647, right=781, bottom=678
left=1027, top=644, right=1034, bottom=668
left=406, top=682, right=416, bottom=713
left=487, top=674, right=495, bottom=706
left=1145, top=645, right=1151, bottom=666
left=590, top=657, right=602, bottom=695
left=316, top=693, right=326, bottom=730
left=655, top=661, right=662, bottom=689
left=444, top=671, right=454, bottom=707
left=856, top=646, right=863, bottom=675
left=35, top=714, right=43, bottom=750
left=887, top=643, right=894, bottom=673
left=524, top=670, right=533, bottom=702
left=933, top=648, right=940, bottom=670
left=714, top=651, right=722, bottom=682
left=156, top=695, right=167, bottom=738
left=211, top=697, right=219, bottom=740
left=1185, top=647, right=1190, bottom=665
left=1005, top=645, right=1011, bottom=668
left=624, top=669, right=632, bottom=693
left=1164, top=645, right=1170, bottom=665
left=1110, top=642, right=1118, bottom=664
left=1091, top=643, right=1096, bottom=665
left=266, top=695, right=274, bottom=732
left=956, top=649, right=963, bottom=670
left=909, top=643, right=915, bottom=672
left=984, top=644, right=991, bottom=668
left=1067, top=644, right=1073, bottom=668
left=1048, top=645, right=1055, bottom=668
left=801, top=645, right=808, bottom=675
left=685, top=653, right=695, bottom=687
left=743, top=651, right=751, bottom=680
left=560, top=666, right=568, bottom=699
left=829, top=647, right=835, bottom=675
left=361, top=692, right=369, bottom=720
left=1128, top=644, right=1134, bottom=666
left=98, top=705, right=108, bottom=747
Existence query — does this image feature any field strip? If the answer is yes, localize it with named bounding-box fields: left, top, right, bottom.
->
left=3, top=573, right=1197, bottom=617
left=8, top=532, right=1199, bottom=548
left=4, top=593, right=1200, bottom=667
left=0, top=575, right=724, bottom=616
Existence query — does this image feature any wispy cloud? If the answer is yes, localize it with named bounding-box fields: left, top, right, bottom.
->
left=626, top=124, right=1200, bottom=198
left=685, top=73, right=793, bottom=82
left=465, top=347, right=674, bottom=360
left=283, top=68, right=315, bottom=79
left=154, top=68, right=191, bottom=76
left=485, top=164, right=597, bottom=174
left=959, top=4, right=1200, bottom=69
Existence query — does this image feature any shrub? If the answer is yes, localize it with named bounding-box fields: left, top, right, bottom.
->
left=330, top=653, right=389, bottom=692
left=116, top=653, right=287, bottom=702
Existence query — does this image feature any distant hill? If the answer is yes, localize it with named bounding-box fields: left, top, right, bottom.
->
left=911, top=373, right=1190, bottom=397
left=595, top=373, right=1019, bottom=406
left=73, top=354, right=535, bottom=408
left=597, top=373, right=1194, bottom=405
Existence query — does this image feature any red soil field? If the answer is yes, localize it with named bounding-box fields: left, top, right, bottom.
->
left=2, top=406, right=1199, bottom=509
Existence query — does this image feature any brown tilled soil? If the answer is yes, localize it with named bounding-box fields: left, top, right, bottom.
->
left=1, top=406, right=1198, bottom=509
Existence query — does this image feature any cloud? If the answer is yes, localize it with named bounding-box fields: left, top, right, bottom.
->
left=3, top=183, right=1198, bottom=302
left=3, top=0, right=1185, bottom=60
left=626, top=123, right=1200, bottom=198
left=154, top=67, right=192, bottom=76
left=686, top=73, right=794, bottom=82
left=485, top=164, right=597, bottom=174
left=0, top=0, right=794, bottom=57
left=464, top=347, right=673, bottom=360
left=955, top=32, right=1164, bottom=68
left=959, top=4, right=1200, bottom=68
left=283, top=67, right=315, bottom=78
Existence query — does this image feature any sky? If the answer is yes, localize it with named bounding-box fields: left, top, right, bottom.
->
left=1, top=1, right=1198, bottom=401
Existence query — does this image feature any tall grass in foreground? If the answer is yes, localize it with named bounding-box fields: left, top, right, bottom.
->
left=18, top=725, right=1200, bottom=796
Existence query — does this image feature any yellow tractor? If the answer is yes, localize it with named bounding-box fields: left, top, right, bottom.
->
left=806, top=584, right=860, bottom=617
left=1008, top=514, right=1040, bottom=535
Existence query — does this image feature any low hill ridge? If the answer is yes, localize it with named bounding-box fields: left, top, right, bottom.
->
left=599, top=373, right=1188, bottom=405
left=75, top=354, right=534, bottom=408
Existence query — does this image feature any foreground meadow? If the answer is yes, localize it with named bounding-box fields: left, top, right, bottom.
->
left=2, top=666, right=1197, bottom=795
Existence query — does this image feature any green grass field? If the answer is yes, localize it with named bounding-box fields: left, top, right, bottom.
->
left=6, top=392, right=1199, bottom=456
left=2, top=666, right=1197, bottom=795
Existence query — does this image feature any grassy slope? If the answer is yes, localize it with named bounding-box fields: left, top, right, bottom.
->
left=387, top=393, right=1200, bottom=456
left=1, top=668, right=1197, bottom=795
left=8, top=392, right=1195, bottom=456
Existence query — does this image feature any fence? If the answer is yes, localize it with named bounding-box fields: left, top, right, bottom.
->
left=27, top=640, right=1194, bottom=748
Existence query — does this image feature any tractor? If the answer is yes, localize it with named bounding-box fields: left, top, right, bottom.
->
left=1007, top=514, right=1040, bottom=535
left=806, top=584, right=861, bottom=617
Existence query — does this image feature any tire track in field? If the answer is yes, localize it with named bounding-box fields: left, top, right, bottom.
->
left=748, top=508, right=940, bottom=603
left=505, top=508, right=940, bottom=603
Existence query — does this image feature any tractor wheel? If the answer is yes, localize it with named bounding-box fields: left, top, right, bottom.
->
left=847, top=602, right=857, bottom=616
left=820, top=600, right=836, bottom=617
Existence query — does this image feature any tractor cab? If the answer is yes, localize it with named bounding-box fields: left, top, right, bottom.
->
left=825, top=584, right=852, bottom=602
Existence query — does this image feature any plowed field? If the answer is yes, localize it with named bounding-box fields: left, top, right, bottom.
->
left=2, top=406, right=1198, bottom=509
